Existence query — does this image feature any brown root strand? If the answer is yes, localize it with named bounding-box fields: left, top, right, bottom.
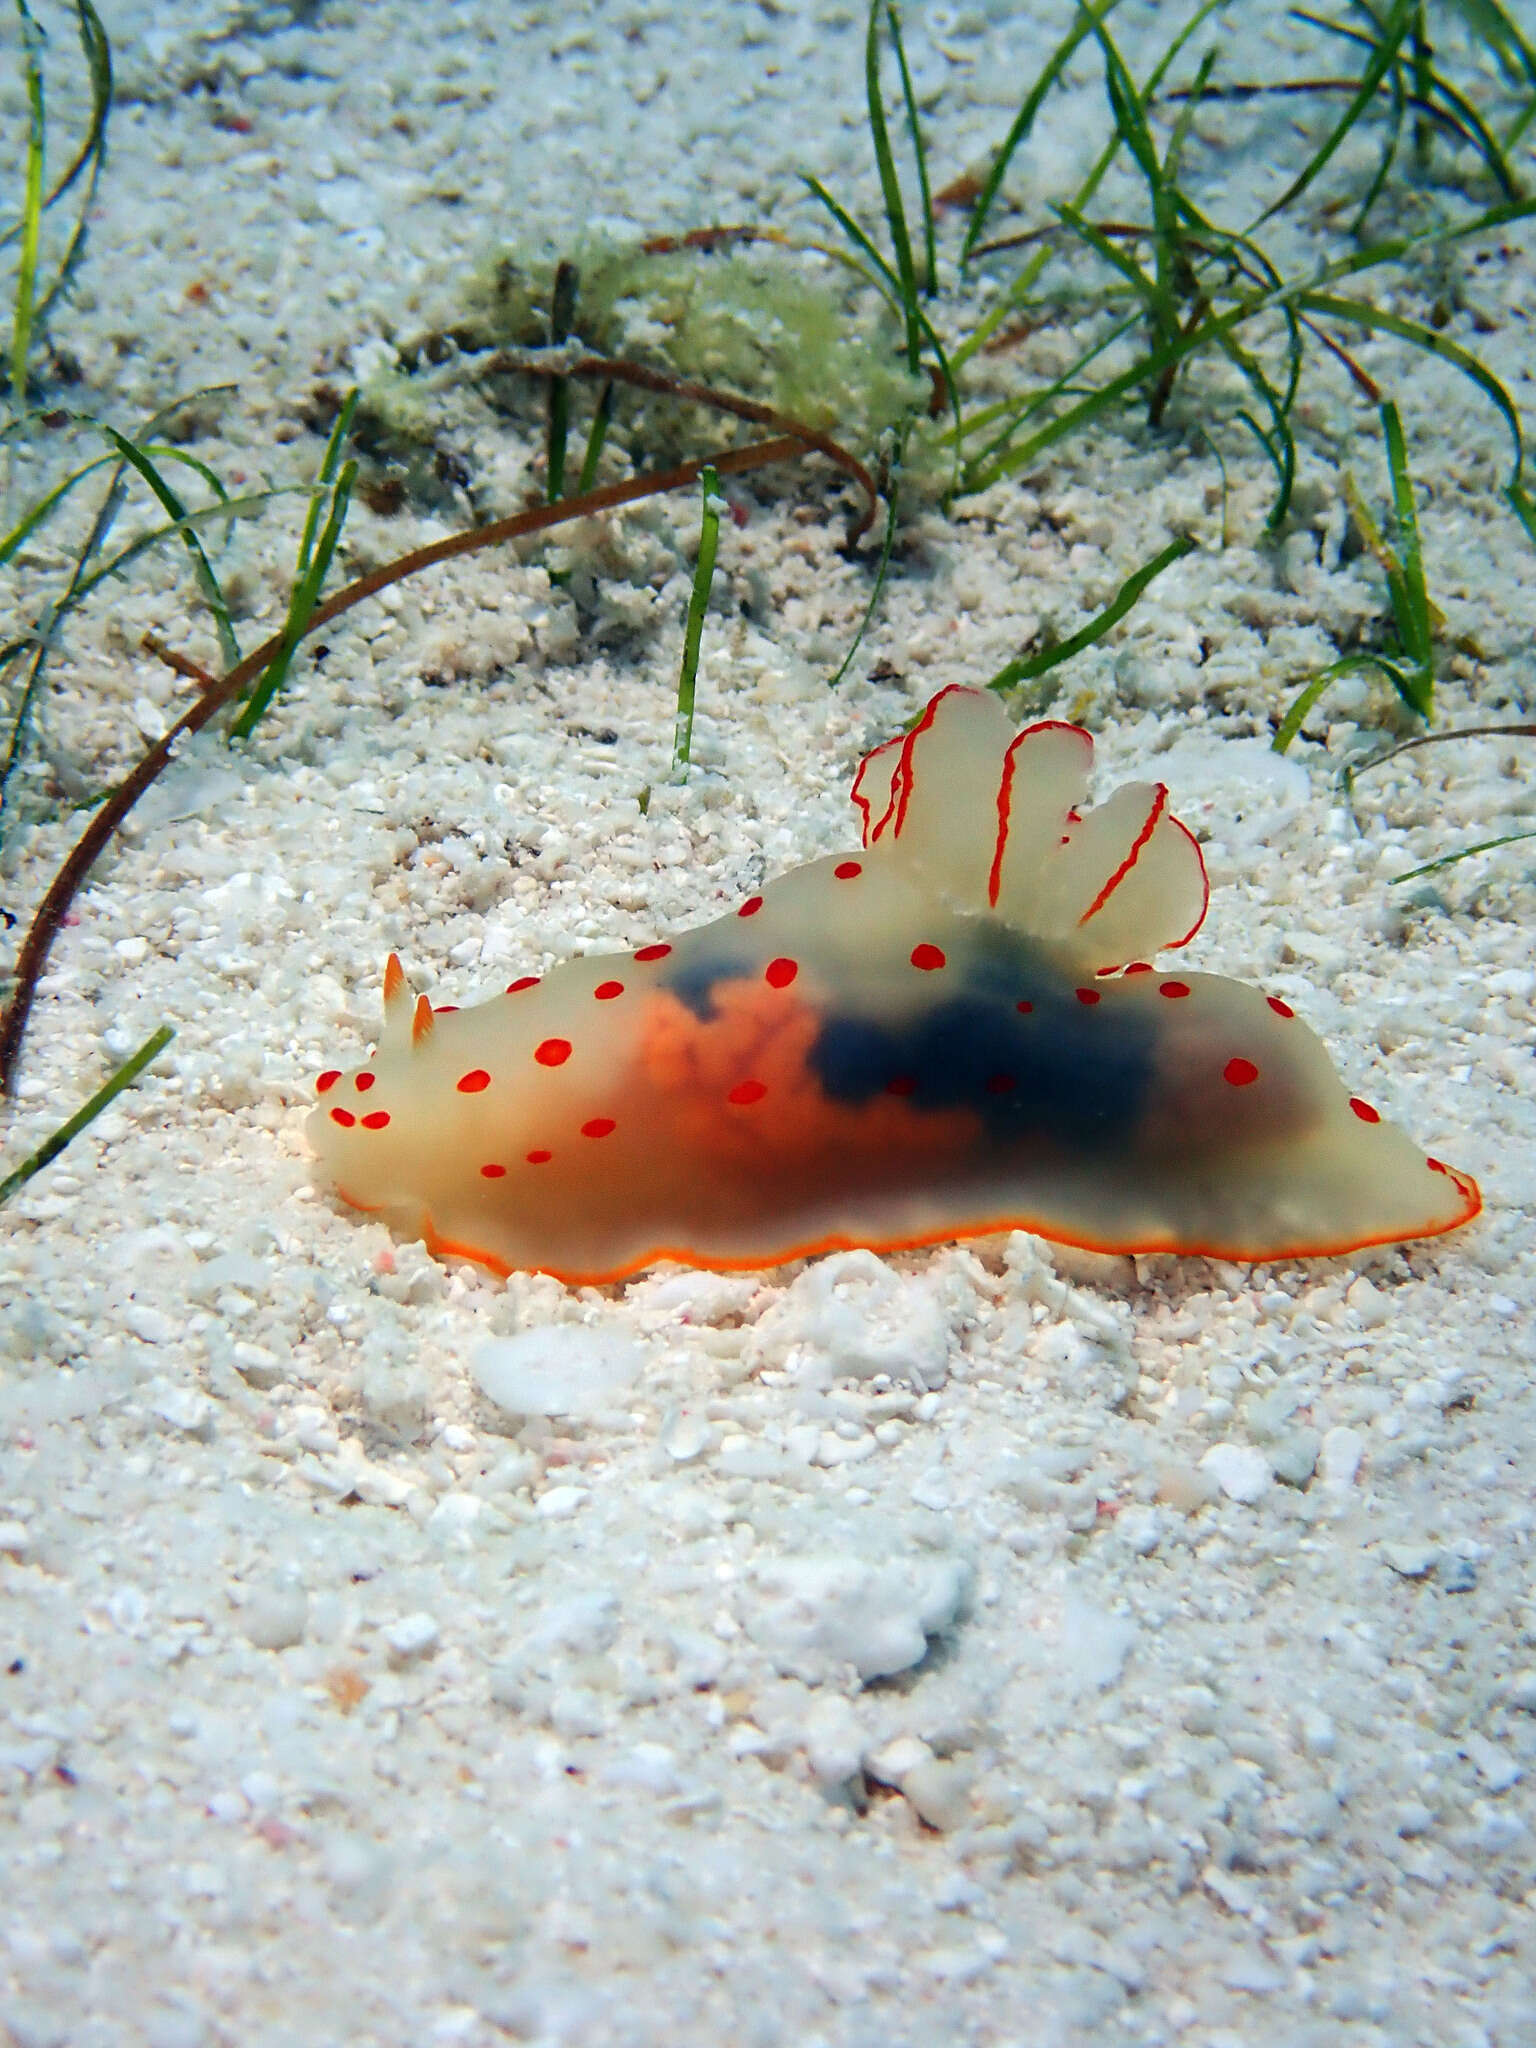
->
left=140, top=634, right=220, bottom=691
left=638, top=225, right=794, bottom=256
left=476, top=351, right=879, bottom=543
left=1351, top=724, right=1536, bottom=776
left=0, top=431, right=841, bottom=1095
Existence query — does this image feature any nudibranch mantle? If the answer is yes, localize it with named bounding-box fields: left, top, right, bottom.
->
left=308, top=685, right=1480, bottom=1283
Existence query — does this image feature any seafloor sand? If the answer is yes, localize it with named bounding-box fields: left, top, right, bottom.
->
left=2, top=3, right=1535, bottom=2044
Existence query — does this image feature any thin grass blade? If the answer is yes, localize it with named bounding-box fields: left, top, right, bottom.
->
left=1393, top=828, right=1536, bottom=883
left=0, top=0, right=110, bottom=249
left=9, top=0, right=47, bottom=407
left=1054, top=201, right=1161, bottom=311
left=1298, top=290, right=1528, bottom=491
left=28, top=0, right=111, bottom=330
left=1272, top=652, right=1411, bottom=753
left=546, top=258, right=578, bottom=503
left=799, top=172, right=962, bottom=438
left=577, top=379, right=615, bottom=494
left=1449, top=0, right=1536, bottom=89
left=672, top=465, right=721, bottom=777
left=1256, top=1, right=1413, bottom=224
left=0, top=447, right=119, bottom=568
left=232, top=398, right=360, bottom=737
left=97, top=425, right=240, bottom=668
left=232, top=455, right=357, bottom=740
left=1227, top=370, right=1297, bottom=526
left=961, top=0, right=1126, bottom=259
left=864, top=0, right=923, bottom=371
left=0, top=1023, right=172, bottom=1207
left=60, top=484, right=288, bottom=610
left=293, top=390, right=358, bottom=583
left=984, top=534, right=1195, bottom=692
left=1379, top=399, right=1432, bottom=679
left=885, top=2, right=936, bottom=295
left=800, top=173, right=907, bottom=317
left=1420, top=65, right=1521, bottom=199
left=829, top=467, right=901, bottom=688
left=1506, top=480, right=1536, bottom=548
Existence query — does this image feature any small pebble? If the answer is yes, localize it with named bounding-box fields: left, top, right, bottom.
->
left=151, top=1386, right=216, bottom=1439
left=744, top=1553, right=968, bottom=1683
left=1200, top=1442, right=1273, bottom=1504
left=864, top=1734, right=932, bottom=1788
left=1296, top=1706, right=1336, bottom=1757
left=901, top=1757, right=974, bottom=1833
left=0, top=1520, right=31, bottom=1557
left=1269, top=1427, right=1320, bottom=1487
left=385, top=1612, right=440, bottom=1661
left=472, top=1324, right=643, bottom=1419
left=1318, top=1425, right=1364, bottom=1493
left=1382, top=1541, right=1437, bottom=1579
left=427, top=1493, right=483, bottom=1540
left=803, top=1695, right=866, bottom=1786
left=242, top=1585, right=309, bottom=1652
left=535, top=1485, right=587, bottom=1520
left=1156, top=1461, right=1218, bottom=1512
left=912, top=1468, right=953, bottom=1511
left=1344, top=1275, right=1391, bottom=1327
left=1463, top=1731, right=1521, bottom=1793
left=660, top=1411, right=713, bottom=1463
left=1114, top=1505, right=1163, bottom=1555
left=123, top=1302, right=179, bottom=1344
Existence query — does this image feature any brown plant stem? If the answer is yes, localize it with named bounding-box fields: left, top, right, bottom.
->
left=477, top=351, right=879, bottom=541
left=1350, top=723, right=1536, bottom=775
left=0, top=432, right=828, bottom=1094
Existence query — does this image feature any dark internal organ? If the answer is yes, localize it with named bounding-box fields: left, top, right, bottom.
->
left=644, top=930, right=1161, bottom=1201
left=809, top=939, right=1157, bottom=1155
left=632, top=977, right=979, bottom=1208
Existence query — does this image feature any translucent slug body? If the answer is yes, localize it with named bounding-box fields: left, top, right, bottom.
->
left=308, top=686, right=1480, bottom=1283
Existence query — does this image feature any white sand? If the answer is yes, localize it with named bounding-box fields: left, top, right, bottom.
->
left=3, top=3, right=1535, bottom=2043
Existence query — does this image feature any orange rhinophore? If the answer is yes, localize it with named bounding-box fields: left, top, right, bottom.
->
left=307, top=686, right=1481, bottom=1283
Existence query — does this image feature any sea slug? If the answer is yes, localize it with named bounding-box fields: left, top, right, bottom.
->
left=309, top=685, right=1481, bottom=1283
